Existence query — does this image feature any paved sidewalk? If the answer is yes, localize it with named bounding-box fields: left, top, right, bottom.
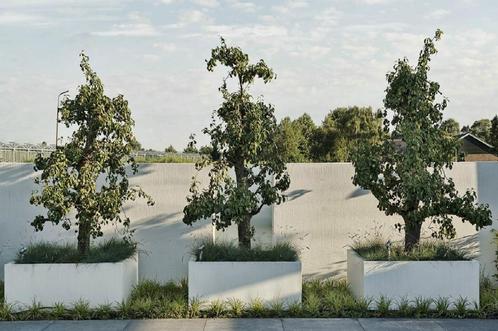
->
left=1, top=318, right=498, bottom=330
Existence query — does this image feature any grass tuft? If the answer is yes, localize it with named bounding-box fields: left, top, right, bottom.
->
left=193, top=241, right=299, bottom=262
left=15, top=238, right=137, bottom=264
left=352, top=238, right=468, bottom=261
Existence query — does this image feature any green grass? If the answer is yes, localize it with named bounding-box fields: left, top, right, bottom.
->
left=134, top=154, right=200, bottom=163
left=193, top=241, right=299, bottom=262
left=352, top=238, right=468, bottom=261
left=0, top=278, right=497, bottom=320
left=15, top=238, right=137, bottom=264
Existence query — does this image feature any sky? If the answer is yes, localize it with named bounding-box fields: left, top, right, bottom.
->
left=0, top=0, right=497, bottom=150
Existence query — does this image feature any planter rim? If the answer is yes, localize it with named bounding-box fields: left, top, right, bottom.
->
left=189, top=260, right=301, bottom=264
left=347, top=248, right=477, bottom=263
left=7, top=253, right=138, bottom=266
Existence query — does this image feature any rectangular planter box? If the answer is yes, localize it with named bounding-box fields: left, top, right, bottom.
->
left=4, top=255, right=138, bottom=309
left=347, top=249, right=479, bottom=309
left=188, top=261, right=302, bottom=306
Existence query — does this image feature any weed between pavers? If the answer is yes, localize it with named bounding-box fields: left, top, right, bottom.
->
left=1, top=279, right=498, bottom=320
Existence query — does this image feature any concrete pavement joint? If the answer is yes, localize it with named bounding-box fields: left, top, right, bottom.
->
left=40, top=320, right=55, bottom=331
left=357, top=318, right=368, bottom=331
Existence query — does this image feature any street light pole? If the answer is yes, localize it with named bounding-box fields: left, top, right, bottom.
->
left=55, top=90, right=69, bottom=148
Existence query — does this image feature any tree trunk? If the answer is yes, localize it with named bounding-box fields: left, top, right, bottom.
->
left=404, top=218, right=422, bottom=251
left=237, top=215, right=252, bottom=249
left=234, top=160, right=253, bottom=249
left=77, top=219, right=91, bottom=256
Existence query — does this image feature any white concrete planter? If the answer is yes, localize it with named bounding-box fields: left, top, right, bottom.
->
left=188, top=260, right=302, bottom=306
left=347, top=249, right=479, bottom=309
left=4, top=255, right=138, bottom=309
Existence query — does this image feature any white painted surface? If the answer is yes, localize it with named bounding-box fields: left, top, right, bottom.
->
left=0, top=163, right=271, bottom=282
left=347, top=249, right=480, bottom=308
left=1, top=162, right=497, bottom=282
left=4, top=256, right=138, bottom=309
left=188, top=261, right=302, bottom=306
left=274, top=162, right=498, bottom=280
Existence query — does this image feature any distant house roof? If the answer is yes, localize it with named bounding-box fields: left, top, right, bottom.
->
left=458, top=132, right=495, bottom=154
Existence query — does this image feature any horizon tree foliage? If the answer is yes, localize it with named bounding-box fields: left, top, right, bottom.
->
left=313, top=106, right=383, bottom=162
left=351, top=30, right=492, bottom=251
left=165, top=145, right=177, bottom=153
left=183, top=38, right=290, bottom=248
left=470, top=118, right=492, bottom=142
left=490, top=115, right=498, bottom=150
left=276, top=113, right=316, bottom=162
left=440, top=118, right=460, bottom=136
left=30, top=53, right=153, bottom=256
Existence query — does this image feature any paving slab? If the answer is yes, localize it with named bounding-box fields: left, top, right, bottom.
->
left=125, top=319, right=206, bottom=331
left=283, top=318, right=364, bottom=331
left=44, top=320, right=130, bottom=331
left=358, top=318, right=445, bottom=331
left=204, top=318, right=283, bottom=331
left=435, top=319, right=498, bottom=331
left=0, top=321, right=53, bottom=331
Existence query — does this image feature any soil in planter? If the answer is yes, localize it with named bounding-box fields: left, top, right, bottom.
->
left=352, top=238, right=469, bottom=261
left=15, top=238, right=136, bottom=264
left=193, top=241, right=299, bottom=262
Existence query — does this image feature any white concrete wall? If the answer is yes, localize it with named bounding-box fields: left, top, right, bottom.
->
left=5, top=256, right=138, bottom=309
left=188, top=261, right=302, bottom=306
left=347, top=249, right=480, bottom=309
left=1, top=162, right=497, bottom=282
left=273, top=162, right=498, bottom=280
left=0, top=163, right=270, bottom=282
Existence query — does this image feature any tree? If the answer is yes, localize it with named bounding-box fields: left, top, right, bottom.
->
left=351, top=30, right=492, bottom=251
left=198, top=145, right=214, bottom=155
left=130, top=140, right=142, bottom=151
left=293, top=113, right=316, bottom=160
left=440, top=118, right=460, bottom=136
left=183, top=145, right=198, bottom=154
left=470, top=119, right=492, bottom=142
left=165, top=145, right=177, bottom=153
left=30, top=53, right=153, bottom=256
left=313, top=106, right=383, bottom=162
left=275, top=115, right=314, bottom=162
left=490, top=115, right=498, bottom=150
left=183, top=38, right=290, bottom=248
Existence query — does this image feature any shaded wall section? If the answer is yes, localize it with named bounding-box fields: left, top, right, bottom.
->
left=1, top=162, right=496, bottom=281
left=273, top=163, right=491, bottom=280
left=0, top=163, right=271, bottom=281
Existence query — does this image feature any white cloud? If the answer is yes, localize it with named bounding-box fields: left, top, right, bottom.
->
left=178, top=9, right=213, bottom=25
left=425, top=9, right=450, bottom=20
left=0, top=12, right=46, bottom=25
left=92, top=12, right=160, bottom=37
left=192, top=0, right=219, bottom=7
left=359, top=0, right=392, bottom=4
left=204, top=24, right=288, bottom=39
left=153, top=42, right=178, bottom=52
left=226, top=0, right=258, bottom=13
left=92, top=23, right=159, bottom=37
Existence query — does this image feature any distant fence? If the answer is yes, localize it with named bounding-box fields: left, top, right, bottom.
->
left=0, top=147, right=200, bottom=163
left=0, top=147, right=53, bottom=163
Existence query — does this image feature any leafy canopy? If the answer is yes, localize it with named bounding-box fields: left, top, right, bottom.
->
left=313, top=106, right=383, bottom=162
left=351, top=30, right=492, bottom=250
left=183, top=38, right=290, bottom=247
left=30, top=52, right=153, bottom=255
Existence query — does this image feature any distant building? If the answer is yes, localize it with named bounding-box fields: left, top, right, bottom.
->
left=458, top=133, right=498, bottom=161
left=391, top=133, right=498, bottom=162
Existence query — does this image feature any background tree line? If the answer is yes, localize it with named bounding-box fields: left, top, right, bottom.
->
left=275, top=111, right=498, bottom=163
left=275, top=106, right=384, bottom=162
left=158, top=110, right=498, bottom=163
